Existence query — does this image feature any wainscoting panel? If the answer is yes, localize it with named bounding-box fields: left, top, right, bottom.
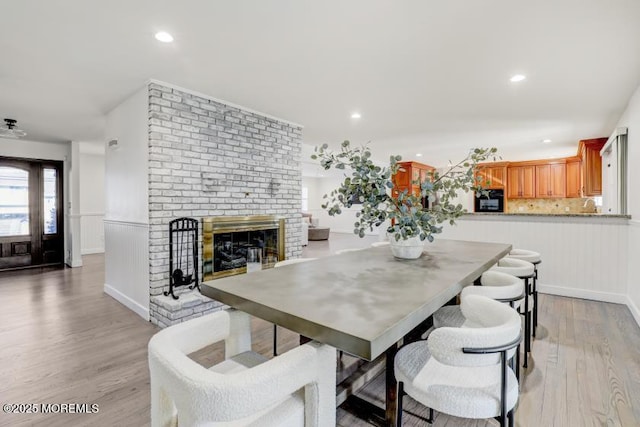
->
left=104, top=219, right=149, bottom=320
left=627, top=220, right=640, bottom=326
left=81, top=213, right=105, bottom=254
left=440, top=216, right=629, bottom=302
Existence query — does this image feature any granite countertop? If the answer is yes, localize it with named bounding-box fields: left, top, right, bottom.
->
left=464, top=212, right=631, bottom=219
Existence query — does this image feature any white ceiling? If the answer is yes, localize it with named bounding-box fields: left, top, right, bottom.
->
left=1, top=0, right=640, bottom=168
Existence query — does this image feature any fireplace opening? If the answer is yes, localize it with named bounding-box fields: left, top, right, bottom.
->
left=202, top=216, right=285, bottom=280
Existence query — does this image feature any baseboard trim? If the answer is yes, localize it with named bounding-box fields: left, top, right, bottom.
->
left=104, top=283, right=150, bottom=321
left=538, top=284, right=628, bottom=305
left=626, top=296, right=640, bottom=328
left=82, top=248, right=105, bottom=255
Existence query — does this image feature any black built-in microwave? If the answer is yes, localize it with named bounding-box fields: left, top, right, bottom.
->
left=474, top=189, right=504, bottom=213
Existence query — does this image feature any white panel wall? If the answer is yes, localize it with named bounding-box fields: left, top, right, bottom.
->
left=0, top=137, right=73, bottom=265
left=104, top=85, right=149, bottom=319
left=105, top=86, right=149, bottom=223
left=80, top=214, right=104, bottom=254
left=79, top=152, right=105, bottom=254
left=628, top=221, right=640, bottom=325
left=616, top=83, right=640, bottom=321
left=103, top=220, right=149, bottom=320
left=440, top=216, right=629, bottom=303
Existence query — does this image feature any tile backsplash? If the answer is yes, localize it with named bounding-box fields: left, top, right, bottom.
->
left=507, top=198, right=599, bottom=214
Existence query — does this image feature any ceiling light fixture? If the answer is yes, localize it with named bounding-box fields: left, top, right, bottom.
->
left=416, top=153, right=423, bottom=157
left=155, top=31, right=174, bottom=43
left=510, top=74, right=526, bottom=82
left=542, top=139, right=552, bottom=144
left=0, top=118, right=27, bottom=139
left=351, top=112, right=361, bottom=119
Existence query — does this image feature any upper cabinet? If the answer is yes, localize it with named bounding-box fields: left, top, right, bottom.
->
left=392, top=161, right=435, bottom=199
left=535, top=162, right=566, bottom=198
left=565, top=157, right=581, bottom=198
left=475, top=163, right=508, bottom=189
left=578, top=138, right=607, bottom=197
left=507, top=165, right=535, bottom=199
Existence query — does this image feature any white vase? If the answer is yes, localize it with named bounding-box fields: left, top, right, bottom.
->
left=389, top=235, right=424, bottom=259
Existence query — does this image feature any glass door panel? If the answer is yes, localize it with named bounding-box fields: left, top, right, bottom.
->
left=0, top=166, right=29, bottom=237
left=43, top=168, right=57, bottom=234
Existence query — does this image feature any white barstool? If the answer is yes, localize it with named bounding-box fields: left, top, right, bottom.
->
left=395, top=295, right=522, bottom=427
left=490, top=257, right=535, bottom=368
left=433, top=271, right=524, bottom=379
left=434, top=271, right=525, bottom=328
left=508, top=249, right=542, bottom=336
left=273, top=258, right=317, bottom=356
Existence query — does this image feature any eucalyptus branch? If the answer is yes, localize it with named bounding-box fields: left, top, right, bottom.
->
left=312, top=141, right=497, bottom=242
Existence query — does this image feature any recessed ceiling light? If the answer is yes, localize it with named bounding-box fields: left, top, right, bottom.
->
left=155, top=31, right=174, bottom=43
left=416, top=153, right=423, bottom=157
left=542, top=139, right=552, bottom=144
left=510, top=74, right=526, bottom=83
left=351, top=112, right=361, bottom=119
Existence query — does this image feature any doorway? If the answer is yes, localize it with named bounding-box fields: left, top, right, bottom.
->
left=0, top=157, right=64, bottom=270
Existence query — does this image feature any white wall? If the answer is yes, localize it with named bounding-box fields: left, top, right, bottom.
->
left=307, top=176, right=384, bottom=236
left=302, top=176, right=323, bottom=211
left=103, top=85, right=150, bottom=320
left=105, top=86, right=149, bottom=223
left=79, top=150, right=105, bottom=254
left=0, top=137, right=73, bottom=265
left=615, top=83, right=640, bottom=324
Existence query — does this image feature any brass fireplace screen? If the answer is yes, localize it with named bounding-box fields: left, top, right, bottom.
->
left=202, top=215, right=285, bottom=280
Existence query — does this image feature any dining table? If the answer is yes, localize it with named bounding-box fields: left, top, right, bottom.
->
left=201, top=238, right=512, bottom=426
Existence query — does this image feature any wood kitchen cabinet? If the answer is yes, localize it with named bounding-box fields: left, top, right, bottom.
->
left=507, top=165, right=535, bottom=198
left=535, top=163, right=566, bottom=198
left=566, top=156, right=582, bottom=198
left=475, top=163, right=507, bottom=189
left=578, top=138, right=607, bottom=196
left=392, top=161, right=436, bottom=202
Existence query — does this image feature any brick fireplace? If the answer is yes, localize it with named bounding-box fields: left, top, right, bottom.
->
left=147, top=82, right=303, bottom=327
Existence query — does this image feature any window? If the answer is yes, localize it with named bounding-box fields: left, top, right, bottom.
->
left=0, top=166, right=29, bottom=236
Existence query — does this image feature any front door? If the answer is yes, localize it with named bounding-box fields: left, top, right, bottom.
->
left=0, top=157, right=64, bottom=270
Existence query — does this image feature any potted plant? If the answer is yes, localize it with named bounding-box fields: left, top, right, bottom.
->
left=311, top=141, right=497, bottom=259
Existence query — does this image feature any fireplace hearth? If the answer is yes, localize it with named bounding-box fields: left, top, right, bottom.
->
left=202, top=215, right=285, bottom=280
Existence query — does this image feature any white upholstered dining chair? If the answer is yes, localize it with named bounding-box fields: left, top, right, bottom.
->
left=148, top=309, right=336, bottom=427
left=394, top=295, right=522, bottom=427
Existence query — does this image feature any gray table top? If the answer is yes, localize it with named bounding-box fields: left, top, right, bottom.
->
left=201, top=239, right=511, bottom=360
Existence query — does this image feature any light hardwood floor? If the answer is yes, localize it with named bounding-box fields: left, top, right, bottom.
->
left=1, top=236, right=639, bottom=426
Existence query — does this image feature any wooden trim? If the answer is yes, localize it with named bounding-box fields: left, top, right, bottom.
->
left=508, top=158, right=567, bottom=167
left=477, top=161, right=510, bottom=167
left=577, top=137, right=608, bottom=155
